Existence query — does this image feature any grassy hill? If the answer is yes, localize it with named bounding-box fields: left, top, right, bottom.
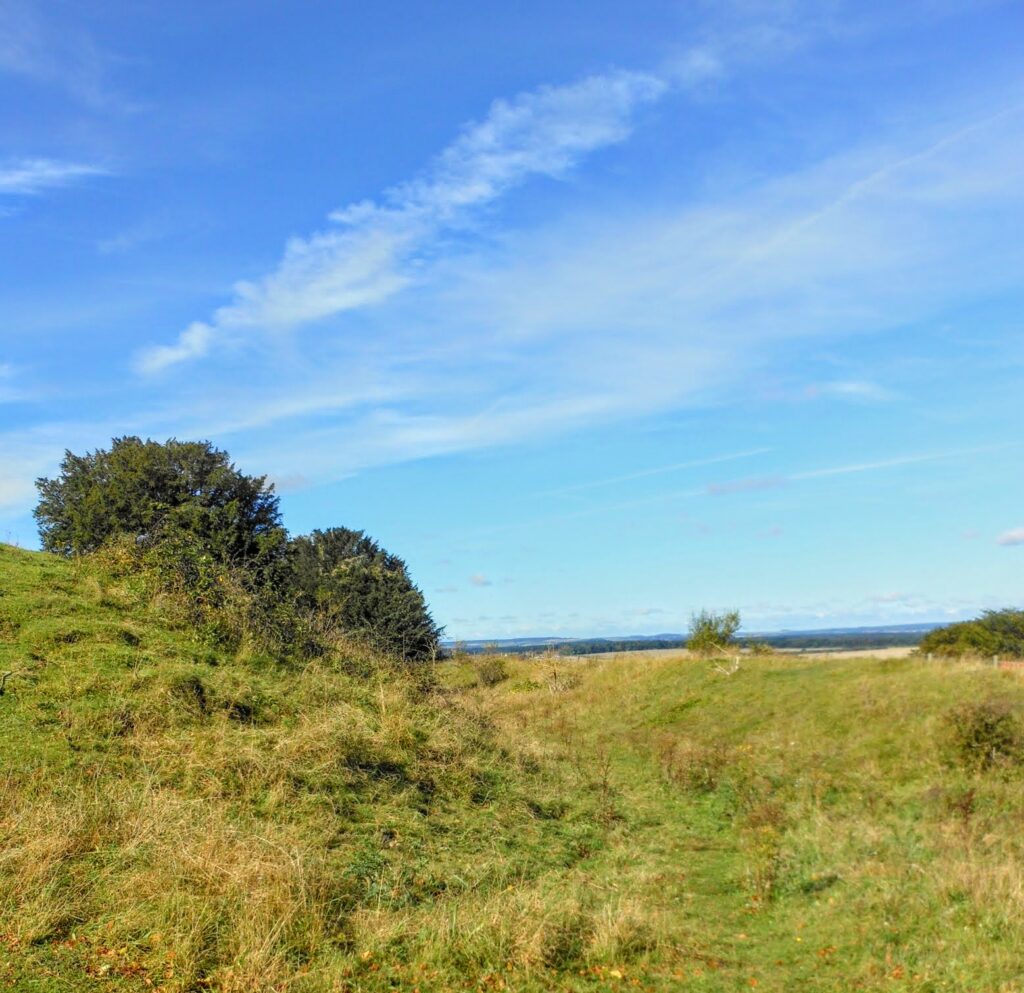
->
left=3, top=543, right=1024, bottom=991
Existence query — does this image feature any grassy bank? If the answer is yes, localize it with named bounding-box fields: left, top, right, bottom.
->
left=2, top=544, right=1023, bottom=991
left=451, top=651, right=1024, bottom=991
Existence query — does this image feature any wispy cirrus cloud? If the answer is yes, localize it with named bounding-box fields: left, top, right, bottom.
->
left=805, top=380, right=895, bottom=402
left=789, top=445, right=1009, bottom=481
left=0, top=0, right=123, bottom=108
left=0, top=362, right=17, bottom=401
left=997, top=527, right=1024, bottom=547
left=0, top=158, right=107, bottom=196
left=135, top=66, right=679, bottom=373
left=6, top=25, right=1024, bottom=512
left=447, top=443, right=1013, bottom=542
left=123, top=40, right=1024, bottom=489
left=0, top=361, right=29, bottom=404
left=540, top=447, right=771, bottom=497
left=706, top=475, right=785, bottom=497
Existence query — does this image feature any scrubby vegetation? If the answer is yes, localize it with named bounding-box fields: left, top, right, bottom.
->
left=918, top=608, right=1024, bottom=659
left=686, top=608, right=740, bottom=657
left=34, top=436, right=287, bottom=581
left=33, top=437, right=441, bottom=663
left=5, top=541, right=1024, bottom=991
left=0, top=546, right=601, bottom=991
left=290, top=528, right=441, bottom=663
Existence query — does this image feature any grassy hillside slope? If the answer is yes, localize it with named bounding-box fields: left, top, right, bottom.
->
left=0, top=545, right=602, bottom=991
left=3, top=543, right=1024, bottom=991
left=454, top=652, right=1024, bottom=992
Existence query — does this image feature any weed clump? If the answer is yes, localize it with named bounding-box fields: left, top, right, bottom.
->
left=940, top=700, right=1023, bottom=772
left=539, top=911, right=594, bottom=970
left=475, top=656, right=510, bottom=687
left=657, top=736, right=735, bottom=792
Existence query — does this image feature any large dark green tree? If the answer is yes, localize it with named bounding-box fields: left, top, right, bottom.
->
left=34, top=437, right=287, bottom=583
left=288, top=527, right=442, bottom=663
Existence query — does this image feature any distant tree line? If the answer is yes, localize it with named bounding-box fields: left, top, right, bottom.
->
left=34, top=436, right=441, bottom=664
left=455, top=628, right=925, bottom=658
left=752, top=631, right=924, bottom=652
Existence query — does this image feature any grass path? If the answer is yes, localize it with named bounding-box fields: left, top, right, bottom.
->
left=469, top=652, right=1024, bottom=991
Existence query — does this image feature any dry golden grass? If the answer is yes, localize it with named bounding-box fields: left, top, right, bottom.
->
left=5, top=543, right=1024, bottom=990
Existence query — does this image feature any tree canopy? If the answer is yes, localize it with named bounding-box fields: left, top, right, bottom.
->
left=34, top=438, right=442, bottom=665
left=919, top=609, right=1024, bottom=658
left=34, top=436, right=288, bottom=582
left=288, top=528, right=442, bottom=663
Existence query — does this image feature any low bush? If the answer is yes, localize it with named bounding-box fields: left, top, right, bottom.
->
left=687, top=608, right=741, bottom=657
left=475, top=656, right=510, bottom=687
left=940, top=700, right=1023, bottom=772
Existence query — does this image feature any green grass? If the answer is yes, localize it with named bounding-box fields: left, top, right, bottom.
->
left=3, top=544, right=1024, bottom=991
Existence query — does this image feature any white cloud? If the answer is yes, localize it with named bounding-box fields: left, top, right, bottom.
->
left=867, top=591, right=914, bottom=605
left=444, top=444, right=1011, bottom=542
left=806, top=380, right=894, bottom=402
left=997, top=527, right=1024, bottom=547
left=0, top=158, right=106, bottom=196
left=0, top=439, right=55, bottom=514
left=469, top=574, right=492, bottom=587
left=135, top=66, right=675, bottom=371
left=130, top=49, right=1024, bottom=490
left=740, top=590, right=983, bottom=629
left=135, top=322, right=213, bottom=374
left=5, top=45, right=1024, bottom=511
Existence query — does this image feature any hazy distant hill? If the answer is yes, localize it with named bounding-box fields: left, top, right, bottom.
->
left=447, top=621, right=944, bottom=655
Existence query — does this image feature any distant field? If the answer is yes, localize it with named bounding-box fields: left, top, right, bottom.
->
left=580, top=645, right=918, bottom=661
left=451, top=629, right=931, bottom=658
left=3, top=544, right=1024, bottom=991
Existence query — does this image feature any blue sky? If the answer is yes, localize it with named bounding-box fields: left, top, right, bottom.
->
left=2, top=0, right=1023, bottom=639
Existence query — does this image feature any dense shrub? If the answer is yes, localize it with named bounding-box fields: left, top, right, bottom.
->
left=288, top=528, right=441, bottom=664
left=35, top=439, right=441, bottom=668
left=940, top=701, right=1023, bottom=772
left=34, top=437, right=287, bottom=587
left=919, top=609, right=1024, bottom=659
